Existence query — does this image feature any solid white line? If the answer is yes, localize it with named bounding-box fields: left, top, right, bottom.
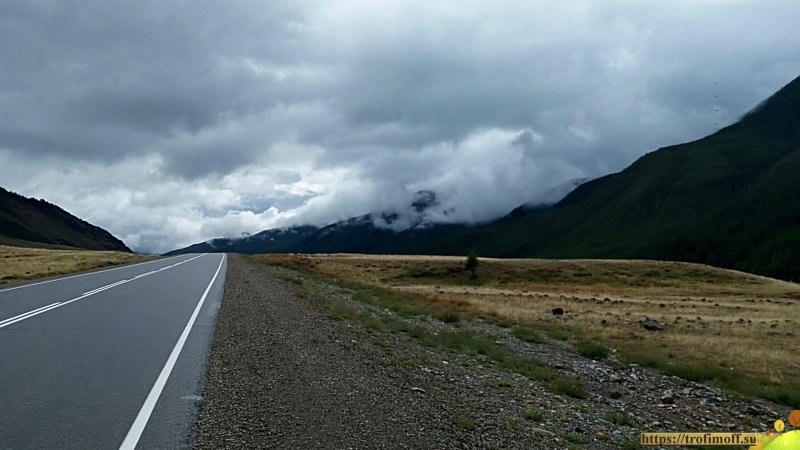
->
left=0, top=302, right=64, bottom=328
left=119, top=253, right=226, bottom=450
left=0, top=254, right=207, bottom=330
left=0, top=254, right=192, bottom=294
left=0, top=302, right=61, bottom=326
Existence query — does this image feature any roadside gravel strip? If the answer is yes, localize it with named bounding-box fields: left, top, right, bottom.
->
left=197, top=255, right=457, bottom=448
left=197, top=255, right=787, bottom=449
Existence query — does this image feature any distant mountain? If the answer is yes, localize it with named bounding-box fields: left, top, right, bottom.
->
left=404, top=74, right=800, bottom=281
left=165, top=225, right=320, bottom=255
left=165, top=182, right=592, bottom=257
left=504, top=178, right=589, bottom=220
left=164, top=191, right=466, bottom=256
left=0, top=187, right=131, bottom=252
left=167, top=75, right=800, bottom=282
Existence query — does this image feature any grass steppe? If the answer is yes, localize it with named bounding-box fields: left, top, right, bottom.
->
left=261, top=253, right=800, bottom=405
left=0, top=245, right=151, bottom=285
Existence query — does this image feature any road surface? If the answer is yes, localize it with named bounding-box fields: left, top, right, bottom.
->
left=0, top=253, right=226, bottom=449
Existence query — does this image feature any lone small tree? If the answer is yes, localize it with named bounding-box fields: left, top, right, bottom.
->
left=465, top=251, right=479, bottom=279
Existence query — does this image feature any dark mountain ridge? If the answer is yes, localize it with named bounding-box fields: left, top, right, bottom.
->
left=0, top=187, right=131, bottom=252
left=164, top=180, right=592, bottom=257
left=164, top=191, right=470, bottom=256
left=403, top=74, right=800, bottom=281
left=167, top=74, right=800, bottom=281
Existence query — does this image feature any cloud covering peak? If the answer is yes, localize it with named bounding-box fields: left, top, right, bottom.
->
left=1, top=0, right=798, bottom=253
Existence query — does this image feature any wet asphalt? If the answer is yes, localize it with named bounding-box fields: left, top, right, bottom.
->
left=0, top=253, right=226, bottom=449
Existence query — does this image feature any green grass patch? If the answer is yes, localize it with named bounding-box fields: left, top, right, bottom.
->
left=506, top=419, right=523, bottom=431
left=511, top=326, right=545, bottom=343
left=754, top=385, right=800, bottom=407
left=329, top=301, right=358, bottom=320
left=275, top=265, right=561, bottom=388
left=621, top=350, right=800, bottom=407
left=484, top=379, right=512, bottom=388
left=623, top=352, right=734, bottom=383
left=551, top=378, right=589, bottom=399
left=575, top=341, right=610, bottom=360
left=262, top=259, right=800, bottom=408
left=522, top=408, right=544, bottom=422
left=565, top=433, right=590, bottom=447
left=548, top=329, right=571, bottom=341
left=421, top=330, right=555, bottom=382
left=259, top=258, right=463, bottom=321
left=619, top=440, right=644, bottom=450
left=282, top=275, right=304, bottom=285
left=362, top=314, right=414, bottom=333
left=260, top=256, right=800, bottom=409
left=423, top=331, right=507, bottom=360
left=407, top=324, right=428, bottom=339
left=350, top=285, right=450, bottom=318
left=360, top=312, right=556, bottom=384
left=453, top=416, right=476, bottom=431
left=501, top=357, right=554, bottom=382
left=605, top=411, right=633, bottom=426
left=434, top=310, right=462, bottom=323
left=388, top=356, right=426, bottom=367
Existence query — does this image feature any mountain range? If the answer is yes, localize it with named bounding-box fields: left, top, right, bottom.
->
left=167, top=74, right=800, bottom=282
left=0, top=187, right=131, bottom=252
left=164, top=190, right=471, bottom=256
left=407, top=74, right=800, bottom=281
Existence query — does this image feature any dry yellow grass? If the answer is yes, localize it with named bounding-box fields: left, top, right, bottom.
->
left=262, top=253, right=800, bottom=388
left=0, top=245, right=153, bottom=285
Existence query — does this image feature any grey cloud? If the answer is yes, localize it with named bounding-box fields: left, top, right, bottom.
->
left=0, top=0, right=799, bottom=252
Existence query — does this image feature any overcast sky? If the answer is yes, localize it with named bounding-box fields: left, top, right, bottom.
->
left=1, top=0, right=798, bottom=253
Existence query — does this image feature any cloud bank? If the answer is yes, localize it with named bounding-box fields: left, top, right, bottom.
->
left=1, top=0, right=798, bottom=253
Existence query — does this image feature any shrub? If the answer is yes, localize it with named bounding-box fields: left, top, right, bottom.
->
left=465, top=251, right=479, bottom=279
left=512, top=326, right=545, bottom=343
left=523, top=409, right=544, bottom=422
left=454, top=417, right=476, bottom=431
left=575, top=341, right=610, bottom=360
left=552, top=378, right=589, bottom=399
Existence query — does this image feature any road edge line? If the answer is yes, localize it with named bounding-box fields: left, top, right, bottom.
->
left=118, top=253, right=226, bottom=450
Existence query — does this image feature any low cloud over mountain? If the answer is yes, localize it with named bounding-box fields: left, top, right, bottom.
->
left=1, top=1, right=798, bottom=253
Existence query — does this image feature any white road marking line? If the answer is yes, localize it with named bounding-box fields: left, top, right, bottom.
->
left=119, top=253, right=226, bottom=450
left=133, top=271, right=156, bottom=279
left=82, top=279, right=129, bottom=296
left=0, top=254, right=208, bottom=329
left=0, top=254, right=192, bottom=294
left=0, top=302, right=61, bottom=327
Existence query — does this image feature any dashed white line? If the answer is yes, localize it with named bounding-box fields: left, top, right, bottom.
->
left=82, top=279, right=129, bottom=296
left=0, top=254, right=207, bottom=330
left=133, top=271, right=156, bottom=279
left=0, top=254, right=190, bottom=294
left=119, top=253, right=226, bottom=450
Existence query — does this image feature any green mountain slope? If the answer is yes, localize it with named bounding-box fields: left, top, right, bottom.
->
left=405, top=74, right=800, bottom=281
left=0, top=187, right=131, bottom=252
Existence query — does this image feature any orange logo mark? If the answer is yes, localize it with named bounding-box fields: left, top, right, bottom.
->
left=789, top=410, right=800, bottom=428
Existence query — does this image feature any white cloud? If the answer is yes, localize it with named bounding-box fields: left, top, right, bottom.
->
left=0, top=0, right=799, bottom=252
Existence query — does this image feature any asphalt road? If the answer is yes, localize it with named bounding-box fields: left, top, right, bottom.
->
left=0, top=253, right=227, bottom=449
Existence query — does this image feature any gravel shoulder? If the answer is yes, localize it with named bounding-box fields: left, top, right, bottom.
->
left=196, top=254, right=461, bottom=448
left=196, top=254, right=790, bottom=449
